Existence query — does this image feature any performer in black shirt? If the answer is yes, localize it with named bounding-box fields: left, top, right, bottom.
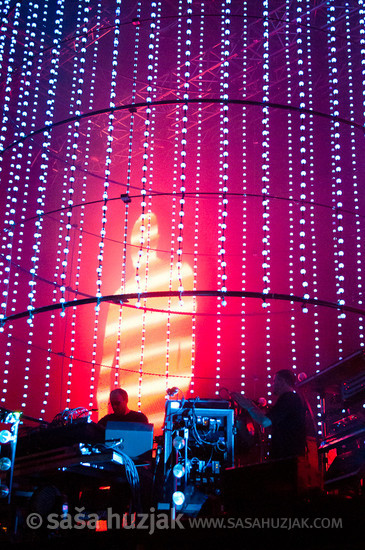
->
left=98, top=388, right=148, bottom=428
left=232, top=369, right=307, bottom=460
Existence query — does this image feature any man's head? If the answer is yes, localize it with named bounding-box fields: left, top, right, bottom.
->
left=109, top=388, right=129, bottom=415
left=273, top=369, right=296, bottom=396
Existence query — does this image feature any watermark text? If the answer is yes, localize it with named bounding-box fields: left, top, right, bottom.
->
left=25, top=508, right=343, bottom=534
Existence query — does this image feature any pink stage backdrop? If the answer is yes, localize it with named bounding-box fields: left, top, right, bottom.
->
left=0, top=0, right=364, bottom=434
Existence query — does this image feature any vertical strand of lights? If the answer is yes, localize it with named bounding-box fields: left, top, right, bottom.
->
left=358, top=2, right=365, bottom=416
left=136, top=2, right=155, bottom=301
left=144, top=3, right=161, bottom=406
left=89, top=0, right=121, bottom=411
left=0, top=0, right=22, bottom=404
left=261, top=0, right=271, bottom=401
left=353, top=1, right=365, bottom=347
left=240, top=0, right=248, bottom=395
left=215, top=0, right=231, bottom=396
left=327, top=3, right=346, bottom=360
left=296, top=0, right=310, bottom=322
left=142, top=2, right=161, bottom=409
left=0, top=0, right=20, bottom=163
left=0, top=0, right=12, bottom=396
left=27, top=0, right=66, bottom=414
left=0, top=0, right=21, bottom=296
left=301, top=0, right=321, bottom=435
left=168, top=0, right=183, bottom=398
left=113, top=5, right=142, bottom=391
left=169, top=0, right=192, bottom=396
left=41, top=0, right=86, bottom=416
left=176, top=0, right=192, bottom=302
left=303, top=3, right=324, bottom=434
left=18, top=0, right=52, bottom=412
left=0, top=1, right=39, bottom=405
left=0, top=0, right=17, bottom=329
left=68, top=4, right=101, bottom=407
left=165, top=0, right=189, bottom=398
left=286, top=0, right=296, bottom=376
left=28, top=0, right=65, bottom=319
left=0, top=0, right=12, bottom=88
left=49, top=3, right=87, bottom=412
left=136, top=1, right=160, bottom=410
left=358, top=3, right=365, bottom=416
left=359, top=0, right=365, bottom=124
left=36, top=0, right=64, bottom=414
left=190, top=3, right=205, bottom=396
left=305, top=0, right=320, bottom=376
left=66, top=0, right=99, bottom=408
left=58, top=1, right=89, bottom=311
left=162, top=0, right=186, bottom=397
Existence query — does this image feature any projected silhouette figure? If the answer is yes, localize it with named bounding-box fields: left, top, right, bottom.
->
left=97, top=212, right=195, bottom=432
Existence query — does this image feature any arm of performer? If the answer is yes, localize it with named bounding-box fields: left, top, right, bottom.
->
left=231, top=392, right=272, bottom=428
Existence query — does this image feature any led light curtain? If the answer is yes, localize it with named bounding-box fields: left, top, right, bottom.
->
left=0, top=0, right=364, bottom=433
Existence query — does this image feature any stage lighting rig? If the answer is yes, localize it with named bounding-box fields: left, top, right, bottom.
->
left=0, top=407, right=21, bottom=504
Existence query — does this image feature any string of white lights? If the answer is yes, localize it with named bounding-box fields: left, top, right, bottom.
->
left=87, top=0, right=122, bottom=411
left=0, top=0, right=17, bottom=327
left=30, top=0, right=66, bottom=323
left=21, top=0, right=53, bottom=412
left=136, top=0, right=161, bottom=410
left=261, top=0, right=272, bottom=402
left=301, top=0, right=322, bottom=434
left=0, top=1, right=40, bottom=407
left=20, top=0, right=65, bottom=414
left=135, top=2, right=156, bottom=301
left=352, top=1, right=365, bottom=349
left=48, top=1, right=87, bottom=417
left=167, top=0, right=182, bottom=378
left=143, top=3, right=161, bottom=408
left=240, top=1, right=249, bottom=393
left=215, top=0, right=231, bottom=396
left=239, top=0, right=248, bottom=396
left=300, top=1, right=322, bottom=435
left=0, top=0, right=20, bottom=161
left=0, top=0, right=21, bottom=337
left=190, top=2, right=205, bottom=396
left=38, top=0, right=67, bottom=416
left=172, top=0, right=192, bottom=395
left=113, top=3, right=142, bottom=391
left=0, top=0, right=12, bottom=87
left=66, top=0, right=100, bottom=407
left=296, top=0, right=310, bottom=317
left=166, top=0, right=184, bottom=400
left=327, top=2, right=346, bottom=361
left=304, top=0, right=320, bottom=373
left=0, top=1, right=365, bottom=426
left=285, top=0, right=296, bottom=376
left=57, top=0, right=90, bottom=312
left=175, top=0, right=192, bottom=304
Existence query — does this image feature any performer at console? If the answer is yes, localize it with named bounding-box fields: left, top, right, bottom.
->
left=98, top=388, right=148, bottom=428
left=232, top=369, right=307, bottom=460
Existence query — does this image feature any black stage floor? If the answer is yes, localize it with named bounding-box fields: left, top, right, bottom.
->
left=1, top=492, right=364, bottom=550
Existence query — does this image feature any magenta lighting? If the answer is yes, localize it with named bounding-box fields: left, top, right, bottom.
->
left=0, top=0, right=364, bottom=435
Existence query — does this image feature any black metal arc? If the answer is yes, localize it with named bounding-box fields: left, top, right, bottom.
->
left=2, top=98, right=364, bottom=155
left=1, top=290, right=364, bottom=325
left=18, top=190, right=365, bottom=228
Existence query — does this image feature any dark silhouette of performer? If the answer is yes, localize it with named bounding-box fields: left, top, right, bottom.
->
left=232, top=369, right=307, bottom=460
left=98, top=388, right=148, bottom=428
